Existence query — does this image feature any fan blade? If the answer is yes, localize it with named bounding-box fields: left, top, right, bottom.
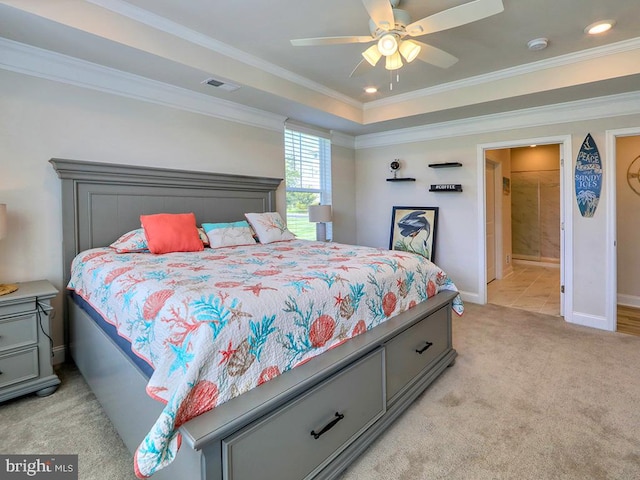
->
left=291, top=36, right=374, bottom=47
left=361, top=0, right=395, bottom=30
left=413, top=41, right=459, bottom=68
left=349, top=59, right=373, bottom=78
left=406, top=0, right=504, bottom=37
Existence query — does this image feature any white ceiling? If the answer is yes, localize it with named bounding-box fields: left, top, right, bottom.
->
left=1, top=0, right=639, bottom=135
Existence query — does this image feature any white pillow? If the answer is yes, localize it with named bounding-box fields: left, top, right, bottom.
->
left=109, top=228, right=149, bottom=253
left=244, top=212, right=296, bottom=244
left=202, top=221, right=256, bottom=248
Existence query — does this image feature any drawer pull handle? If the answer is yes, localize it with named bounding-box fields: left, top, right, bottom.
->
left=415, top=341, right=434, bottom=354
left=311, top=412, right=345, bottom=439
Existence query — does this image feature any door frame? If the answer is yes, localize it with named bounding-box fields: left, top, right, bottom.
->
left=605, top=126, right=640, bottom=331
left=477, top=135, right=572, bottom=320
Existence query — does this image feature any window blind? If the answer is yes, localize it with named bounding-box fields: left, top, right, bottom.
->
left=284, top=128, right=332, bottom=240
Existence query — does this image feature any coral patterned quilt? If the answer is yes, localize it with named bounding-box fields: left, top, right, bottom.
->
left=67, top=240, right=463, bottom=477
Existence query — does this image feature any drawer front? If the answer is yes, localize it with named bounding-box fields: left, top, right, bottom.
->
left=222, top=349, right=385, bottom=480
left=385, top=305, right=449, bottom=401
left=0, top=314, right=38, bottom=353
left=0, top=300, right=37, bottom=318
left=0, top=347, right=39, bottom=389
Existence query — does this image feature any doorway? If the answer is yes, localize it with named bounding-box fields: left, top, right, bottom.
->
left=607, top=130, right=640, bottom=335
left=480, top=138, right=569, bottom=318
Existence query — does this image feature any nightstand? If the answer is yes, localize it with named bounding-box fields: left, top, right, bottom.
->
left=0, top=280, right=60, bottom=402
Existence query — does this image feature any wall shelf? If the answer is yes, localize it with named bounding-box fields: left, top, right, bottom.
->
left=428, top=162, right=462, bottom=168
left=386, top=178, right=416, bottom=182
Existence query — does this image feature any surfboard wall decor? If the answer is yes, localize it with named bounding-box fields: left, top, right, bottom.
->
left=575, top=133, right=603, bottom=218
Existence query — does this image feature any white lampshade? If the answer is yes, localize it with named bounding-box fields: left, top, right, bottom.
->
left=385, top=51, right=403, bottom=71
left=377, top=34, right=398, bottom=56
left=308, top=204, right=332, bottom=223
left=362, top=44, right=382, bottom=66
left=399, top=40, right=421, bottom=63
left=0, top=204, right=7, bottom=240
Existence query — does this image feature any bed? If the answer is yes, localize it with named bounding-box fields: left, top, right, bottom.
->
left=51, top=158, right=461, bottom=480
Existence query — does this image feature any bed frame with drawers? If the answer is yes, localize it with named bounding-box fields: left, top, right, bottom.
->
left=51, top=158, right=458, bottom=480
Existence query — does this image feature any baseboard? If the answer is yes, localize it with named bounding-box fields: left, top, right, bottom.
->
left=566, top=311, right=611, bottom=331
left=512, top=258, right=560, bottom=268
left=52, top=345, right=65, bottom=365
left=458, top=290, right=480, bottom=304
left=617, top=294, right=640, bottom=309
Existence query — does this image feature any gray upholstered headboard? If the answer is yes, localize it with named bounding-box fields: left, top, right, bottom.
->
left=50, top=158, right=282, bottom=286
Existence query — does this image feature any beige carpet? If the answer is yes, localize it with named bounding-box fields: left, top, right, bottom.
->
left=1, top=302, right=639, bottom=479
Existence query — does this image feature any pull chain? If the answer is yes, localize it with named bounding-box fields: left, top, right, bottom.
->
left=389, top=71, right=401, bottom=91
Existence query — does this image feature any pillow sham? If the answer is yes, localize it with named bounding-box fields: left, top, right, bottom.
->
left=109, top=228, right=149, bottom=253
left=202, top=221, right=257, bottom=248
left=140, top=212, right=204, bottom=254
left=244, top=212, right=295, bottom=244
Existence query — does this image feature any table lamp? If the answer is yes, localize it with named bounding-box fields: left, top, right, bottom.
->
left=308, top=204, right=332, bottom=242
left=0, top=204, right=19, bottom=296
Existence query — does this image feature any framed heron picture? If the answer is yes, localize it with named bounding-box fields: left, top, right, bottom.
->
left=389, top=206, right=439, bottom=262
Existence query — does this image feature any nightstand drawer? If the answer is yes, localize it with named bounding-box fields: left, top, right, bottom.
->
left=0, top=314, right=38, bottom=353
left=0, top=347, right=39, bottom=389
left=0, top=299, right=37, bottom=317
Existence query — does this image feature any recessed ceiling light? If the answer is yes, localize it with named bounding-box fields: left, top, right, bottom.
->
left=364, top=86, right=378, bottom=94
left=527, top=38, right=548, bottom=51
left=584, top=20, right=615, bottom=35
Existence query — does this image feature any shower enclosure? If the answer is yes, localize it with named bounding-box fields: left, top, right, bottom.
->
left=511, top=169, right=560, bottom=263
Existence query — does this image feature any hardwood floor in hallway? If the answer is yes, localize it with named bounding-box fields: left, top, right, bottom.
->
left=487, top=262, right=561, bottom=316
left=617, top=305, right=640, bottom=337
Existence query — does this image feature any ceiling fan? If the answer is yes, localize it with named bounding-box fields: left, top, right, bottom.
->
left=291, top=0, right=504, bottom=77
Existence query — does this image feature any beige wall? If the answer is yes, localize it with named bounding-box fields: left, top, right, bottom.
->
left=0, top=70, right=356, bottom=355
left=331, top=144, right=357, bottom=245
left=356, top=115, right=640, bottom=327
left=511, top=144, right=561, bottom=171
left=616, top=135, right=640, bottom=304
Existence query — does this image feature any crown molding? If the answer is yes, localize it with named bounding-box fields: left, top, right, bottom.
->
left=87, top=0, right=362, bottom=110
left=2, top=36, right=638, bottom=151
left=0, top=38, right=287, bottom=132
left=364, top=37, right=640, bottom=110
left=355, top=90, right=640, bottom=149
left=330, top=130, right=356, bottom=149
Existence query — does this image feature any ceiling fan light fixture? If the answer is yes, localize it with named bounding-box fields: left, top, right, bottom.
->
left=362, top=44, right=383, bottom=66
left=399, top=40, right=421, bottom=63
left=377, top=34, right=398, bottom=56
left=385, top=51, right=403, bottom=70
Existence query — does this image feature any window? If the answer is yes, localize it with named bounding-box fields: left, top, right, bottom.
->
left=284, top=126, right=332, bottom=240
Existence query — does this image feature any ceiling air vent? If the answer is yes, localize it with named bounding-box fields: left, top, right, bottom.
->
left=202, top=77, right=240, bottom=92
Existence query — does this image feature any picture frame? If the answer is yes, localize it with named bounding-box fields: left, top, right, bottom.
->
left=503, top=177, right=510, bottom=195
left=389, top=206, right=438, bottom=262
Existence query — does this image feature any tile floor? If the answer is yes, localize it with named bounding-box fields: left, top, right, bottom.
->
left=487, top=262, right=561, bottom=316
